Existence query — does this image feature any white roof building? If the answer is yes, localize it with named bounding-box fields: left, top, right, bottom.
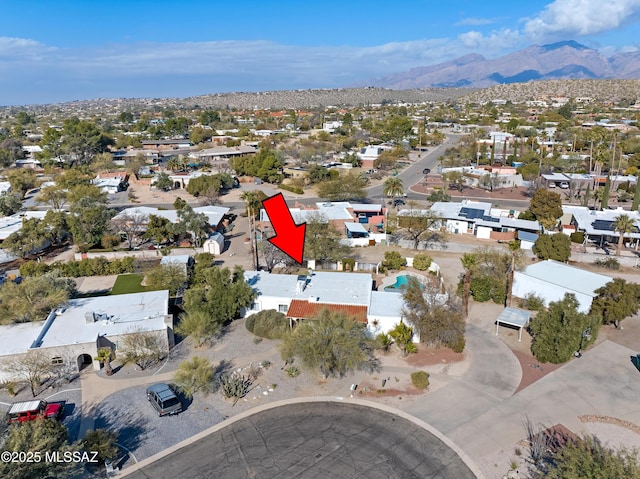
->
left=0, top=290, right=173, bottom=379
left=0, top=211, right=48, bottom=241
left=114, top=205, right=230, bottom=230
left=512, top=260, right=612, bottom=313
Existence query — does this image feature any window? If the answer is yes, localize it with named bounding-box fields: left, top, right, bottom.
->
left=278, top=304, right=289, bottom=313
left=51, top=357, right=64, bottom=365
left=250, top=302, right=260, bottom=311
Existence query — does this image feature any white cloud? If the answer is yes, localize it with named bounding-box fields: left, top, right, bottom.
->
left=458, top=29, right=522, bottom=53
left=455, top=17, right=496, bottom=26
left=523, top=0, right=640, bottom=40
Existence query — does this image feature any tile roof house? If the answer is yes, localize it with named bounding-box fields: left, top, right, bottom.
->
left=243, top=270, right=413, bottom=338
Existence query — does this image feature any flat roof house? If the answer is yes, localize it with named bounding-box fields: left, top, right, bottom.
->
left=0, top=290, right=173, bottom=381
left=512, top=260, right=612, bottom=313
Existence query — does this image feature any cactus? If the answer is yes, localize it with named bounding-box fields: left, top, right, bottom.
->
left=218, top=373, right=252, bottom=405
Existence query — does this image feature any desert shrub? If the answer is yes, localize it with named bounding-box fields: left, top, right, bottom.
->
left=519, top=293, right=546, bottom=311
left=448, top=335, right=466, bottom=353
left=569, top=231, right=585, bottom=244
left=470, top=275, right=505, bottom=304
left=373, top=333, right=393, bottom=352
left=412, top=253, right=432, bottom=271
left=342, top=257, right=356, bottom=272
left=245, top=309, right=289, bottom=339
left=279, top=183, right=304, bottom=195
left=594, top=257, right=620, bottom=270
left=218, top=372, right=252, bottom=404
left=382, top=251, right=406, bottom=270
left=411, top=371, right=430, bottom=389
left=285, top=365, right=300, bottom=377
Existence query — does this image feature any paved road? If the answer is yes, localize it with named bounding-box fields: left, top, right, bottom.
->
left=122, top=401, right=480, bottom=479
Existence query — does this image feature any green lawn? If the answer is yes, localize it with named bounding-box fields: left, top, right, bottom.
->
left=110, top=274, right=150, bottom=295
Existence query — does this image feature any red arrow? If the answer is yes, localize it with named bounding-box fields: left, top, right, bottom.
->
left=262, top=193, right=306, bottom=264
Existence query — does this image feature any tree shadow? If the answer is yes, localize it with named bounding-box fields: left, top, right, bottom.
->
left=92, top=404, right=147, bottom=454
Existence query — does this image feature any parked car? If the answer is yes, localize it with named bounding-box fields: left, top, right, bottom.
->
left=146, top=383, right=182, bottom=417
left=548, top=182, right=556, bottom=188
left=559, top=181, right=569, bottom=189
left=7, top=400, right=63, bottom=424
left=422, top=168, right=431, bottom=175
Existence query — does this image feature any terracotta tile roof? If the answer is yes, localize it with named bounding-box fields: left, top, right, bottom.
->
left=286, top=300, right=368, bottom=323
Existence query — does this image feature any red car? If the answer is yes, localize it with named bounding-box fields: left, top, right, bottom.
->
left=6, top=400, right=63, bottom=424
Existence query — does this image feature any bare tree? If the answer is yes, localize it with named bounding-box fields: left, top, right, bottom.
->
left=3, top=350, right=53, bottom=397
left=111, top=212, right=147, bottom=250
left=259, top=239, right=298, bottom=272
left=397, top=206, right=442, bottom=249
left=119, top=328, right=166, bottom=371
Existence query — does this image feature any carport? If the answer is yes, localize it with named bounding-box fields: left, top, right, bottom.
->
left=495, top=307, right=530, bottom=342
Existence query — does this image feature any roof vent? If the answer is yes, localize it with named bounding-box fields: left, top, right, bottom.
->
left=308, top=296, right=319, bottom=302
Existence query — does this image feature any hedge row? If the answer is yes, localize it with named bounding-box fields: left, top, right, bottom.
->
left=20, top=256, right=136, bottom=278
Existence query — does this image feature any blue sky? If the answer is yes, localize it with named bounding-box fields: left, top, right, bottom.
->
left=1, top=0, right=639, bottom=106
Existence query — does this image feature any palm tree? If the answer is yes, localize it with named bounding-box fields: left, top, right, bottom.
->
left=460, top=253, right=478, bottom=317
left=95, top=348, right=113, bottom=376
left=241, top=190, right=261, bottom=270
left=613, top=214, right=637, bottom=256
left=383, top=176, right=404, bottom=200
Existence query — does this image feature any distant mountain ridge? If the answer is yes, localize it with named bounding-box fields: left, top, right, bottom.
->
left=363, top=41, right=640, bottom=89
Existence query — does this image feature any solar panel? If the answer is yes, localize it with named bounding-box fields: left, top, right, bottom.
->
left=482, top=215, right=500, bottom=223
left=592, top=220, right=615, bottom=231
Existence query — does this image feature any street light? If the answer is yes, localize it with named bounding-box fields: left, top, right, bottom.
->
left=574, top=327, right=592, bottom=358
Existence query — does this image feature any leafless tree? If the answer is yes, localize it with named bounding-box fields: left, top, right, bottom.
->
left=111, top=212, right=147, bottom=249
left=3, top=350, right=53, bottom=397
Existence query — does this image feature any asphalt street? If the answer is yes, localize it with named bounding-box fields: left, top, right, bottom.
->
left=122, top=401, right=479, bottom=479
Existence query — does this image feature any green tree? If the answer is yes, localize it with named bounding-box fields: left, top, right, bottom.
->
left=591, top=278, right=640, bottom=329
left=144, top=263, right=188, bottom=296
left=460, top=253, right=478, bottom=316
left=154, top=172, right=173, bottom=191
left=0, top=192, right=22, bottom=216
left=176, top=205, right=209, bottom=247
left=59, top=117, right=115, bottom=164
left=82, top=429, right=119, bottom=465
left=532, top=233, right=571, bottom=262
left=0, top=271, right=75, bottom=324
left=0, top=419, right=82, bottom=479
left=402, top=277, right=466, bottom=352
left=67, top=185, right=112, bottom=252
left=383, top=176, right=404, bottom=199
left=441, top=170, right=465, bottom=191
left=534, top=435, right=640, bottom=479
left=7, top=168, right=36, bottom=198
left=144, top=214, right=174, bottom=244
left=412, top=253, right=432, bottom=271
left=37, top=184, right=68, bottom=210
left=632, top=182, right=640, bottom=211
left=304, top=213, right=352, bottom=261
left=613, top=213, right=637, bottom=256
left=173, top=356, right=215, bottom=399
left=183, top=265, right=254, bottom=324
left=279, top=309, right=375, bottom=379
left=529, top=293, right=600, bottom=364
left=528, top=189, right=563, bottom=231
left=316, top=172, right=367, bottom=201
left=176, top=309, right=222, bottom=347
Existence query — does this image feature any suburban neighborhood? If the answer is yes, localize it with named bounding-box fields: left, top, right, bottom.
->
left=0, top=78, right=639, bottom=478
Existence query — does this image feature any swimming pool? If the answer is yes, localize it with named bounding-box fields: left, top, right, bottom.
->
left=383, top=275, right=424, bottom=293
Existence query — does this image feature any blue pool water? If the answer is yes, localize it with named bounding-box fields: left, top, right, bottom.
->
left=384, top=275, right=424, bottom=293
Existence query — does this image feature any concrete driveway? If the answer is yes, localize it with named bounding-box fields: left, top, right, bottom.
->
left=402, top=324, right=521, bottom=436
left=121, top=400, right=482, bottom=479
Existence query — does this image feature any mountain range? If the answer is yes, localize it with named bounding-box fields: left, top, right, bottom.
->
left=364, top=41, right=640, bottom=89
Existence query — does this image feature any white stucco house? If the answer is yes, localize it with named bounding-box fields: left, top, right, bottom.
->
left=0, top=290, right=174, bottom=381
left=512, top=260, right=612, bottom=313
left=243, top=270, right=427, bottom=341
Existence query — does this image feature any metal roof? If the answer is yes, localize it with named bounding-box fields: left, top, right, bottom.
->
left=345, top=222, right=368, bottom=234
left=518, top=260, right=612, bottom=297
left=496, top=307, right=530, bottom=328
